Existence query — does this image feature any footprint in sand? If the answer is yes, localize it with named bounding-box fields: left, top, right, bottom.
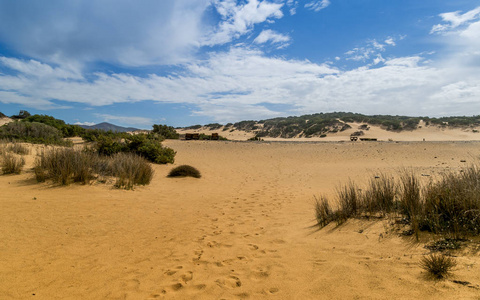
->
left=215, top=275, right=242, bottom=288
left=180, top=271, right=193, bottom=283
left=265, top=287, right=279, bottom=295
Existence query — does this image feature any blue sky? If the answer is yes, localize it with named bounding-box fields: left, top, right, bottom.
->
left=0, top=0, right=479, bottom=129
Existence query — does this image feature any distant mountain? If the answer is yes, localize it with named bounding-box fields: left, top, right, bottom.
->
left=79, top=122, right=140, bottom=132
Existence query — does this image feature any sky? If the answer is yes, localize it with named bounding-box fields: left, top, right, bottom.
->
left=0, top=1, right=479, bottom=129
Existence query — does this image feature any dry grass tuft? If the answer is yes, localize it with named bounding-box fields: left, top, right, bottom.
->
left=1, top=153, right=25, bottom=174
left=420, top=253, right=456, bottom=280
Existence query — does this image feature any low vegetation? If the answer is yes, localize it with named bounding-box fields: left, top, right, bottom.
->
left=5, top=143, right=30, bottom=155
left=168, top=165, right=201, bottom=178
left=0, top=121, right=73, bottom=146
left=315, top=166, right=480, bottom=240
left=1, top=153, right=25, bottom=174
left=152, top=124, right=179, bottom=139
left=420, top=253, right=456, bottom=280
left=94, top=133, right=176, bottom=164
left=34, top=147, right=154, bottom=189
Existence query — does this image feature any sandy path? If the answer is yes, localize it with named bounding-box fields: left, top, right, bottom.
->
left=1, top=140, right=480, bottom=299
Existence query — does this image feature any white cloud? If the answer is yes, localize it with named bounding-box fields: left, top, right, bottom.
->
left=204, top=0, right=284, bottom=46
left=344, top=38, right=397, bottom=62
left=384, top=38, right=396, bottom=46
left=431, top=6, right=480, bottom=34
left=286, top=0, right=298, bottom=15
left=2, top=44, right=480, bottom=122
left=74, top=121, right=96, bottom=126
left=0, top=0, right=210, bottom=67
left=305, top=0, right=330, bottom=12
left=254, top=29, right=291, bottom=48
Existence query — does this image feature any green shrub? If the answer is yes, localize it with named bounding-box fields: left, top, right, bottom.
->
left=23, top=114, right=86, bottom=137
left=0, top=121, right=72, bottom=146
left=1, top=153, right=25, bottom=174
left=152, top=124, right=179, bottom=139
left=420, top=253, right=456, bottom=280
left=95, top=136, right=128, bottom=156
left=168, top=165, right=201, bottom=178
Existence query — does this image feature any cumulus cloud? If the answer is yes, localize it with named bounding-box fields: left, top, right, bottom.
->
left=0, top=0, right=210, bottom=66
left=305, top=0, right=330, bottom=12
left=204, top=0, right=284, bottom=46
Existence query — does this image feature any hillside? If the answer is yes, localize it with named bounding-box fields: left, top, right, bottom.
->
left=181, top=112, right=480, bottom=139
left=79, top=122, right=140, bottom=132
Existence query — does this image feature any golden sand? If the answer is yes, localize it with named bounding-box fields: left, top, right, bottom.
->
left=1, top=139, right=480, bottom=299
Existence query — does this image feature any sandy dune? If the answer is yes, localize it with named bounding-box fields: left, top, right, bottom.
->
left=1, top=140, right=480, bottom=299
left=177, top=122, right=480, bottom=142
left=0, top=117, right=13, bottom=127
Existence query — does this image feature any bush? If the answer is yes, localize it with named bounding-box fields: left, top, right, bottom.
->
left=168, top=165, right=201, bottom=178
left=1, top=153, right=25, bottom=174
left=23, top=114, right=86, bottom=138
left=127, top=134, right=176, bottom=164
left=110, top=153, right=154, bottom=189
left=11, top=110, right=31, bottom=120
left=95, top=136, right=128, bottom=156
left=420, top=253, right=456, bottom=280
left=0, top=121, right=72, bottom=146
left=152, top=124, right=179, bottom=139
left=35, top=148, right=96, bottom=185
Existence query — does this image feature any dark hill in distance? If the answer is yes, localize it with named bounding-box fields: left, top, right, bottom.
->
left=79, top=122, right=140, bottom=132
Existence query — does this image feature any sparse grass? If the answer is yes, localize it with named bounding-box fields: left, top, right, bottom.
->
left=314, top=196, right=334, bottom=228
left=35, top=148, right=95, bottom=185
left=6, top=143, right=30, bottom=155
left=399, top=171, right=422, bottom=240
left=110, top=153, right=154, bottom=189
left=315, top=165, right=480, bottom=240
left=1, top=153, right=25, bottom=174
left=336, top=180, right=361, bottom=224
left=34, top=147, right=153, bottom=188
left=168, top=165, right=201, bottom=178
left=362, top=175, right=396, bottom=217
left=420, top=253, right=456, bottom=280
left=422, top=166, right=480, bottom=238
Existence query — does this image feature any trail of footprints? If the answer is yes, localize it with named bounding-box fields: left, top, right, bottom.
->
left=156, top=177, right=288, bottom=297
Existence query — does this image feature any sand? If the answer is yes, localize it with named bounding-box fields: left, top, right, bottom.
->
left=1, top=139, right=480, bottom=299
left=177, top=122, right=480, bottom=142
left=0, top=117, right=13, bottom=127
